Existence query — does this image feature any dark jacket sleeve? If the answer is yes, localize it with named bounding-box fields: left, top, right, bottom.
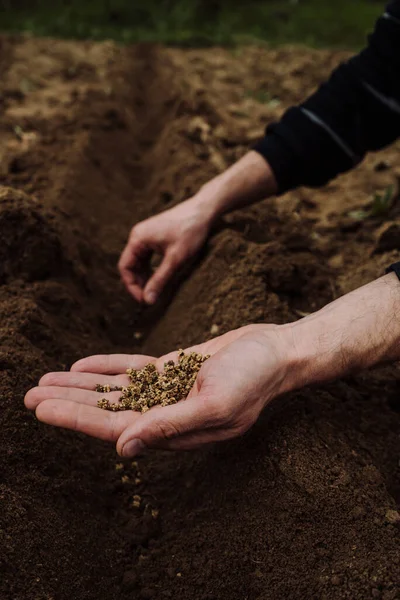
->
left=253, top=1, right=400, bottom=194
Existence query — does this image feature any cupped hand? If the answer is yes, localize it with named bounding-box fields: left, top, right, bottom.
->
left=25, top=324, right=292, bottom=456
left=118, top=197, right=212, bottom=305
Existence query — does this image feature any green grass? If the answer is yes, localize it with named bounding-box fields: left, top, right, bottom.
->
left=0, top=0, right=383, bottom=48
left=348, top=185, right=397, bottom=222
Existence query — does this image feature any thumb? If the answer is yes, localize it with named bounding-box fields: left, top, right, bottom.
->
left=143, top=249, right=180, bottom=305
left=116, top=392, right=213, bottom=457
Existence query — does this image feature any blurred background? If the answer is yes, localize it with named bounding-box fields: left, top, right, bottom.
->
left=0, top=0, right=384, bottom=48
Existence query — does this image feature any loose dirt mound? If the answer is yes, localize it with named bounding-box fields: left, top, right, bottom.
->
left=0, top=35, right=399, bottom=600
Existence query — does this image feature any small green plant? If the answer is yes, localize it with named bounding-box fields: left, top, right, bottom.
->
left=370, top=185, right=395, bottom=218
left=245, top=89, right=281, bottom=107
left=348, top=185, right=396, bottom=222
left=13, top=125, right=25, bottom=140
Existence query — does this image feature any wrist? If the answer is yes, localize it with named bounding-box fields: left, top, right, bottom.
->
left=193, top=151, right=278, bottom=223
left=179, top=193, right=219, bottom=231
left=279, top=273, right=400, bottom=393
left=191, top=176, right=227, bottom=225
left=241, top=323, right=304, bottom=397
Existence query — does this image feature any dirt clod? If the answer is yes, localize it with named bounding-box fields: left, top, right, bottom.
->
left=385, top=510, right=400, bottom=524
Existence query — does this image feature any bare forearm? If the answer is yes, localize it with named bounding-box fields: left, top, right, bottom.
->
left=282, top=273, right=400, bottom=392
left=193, top=151, right=278, bottom=224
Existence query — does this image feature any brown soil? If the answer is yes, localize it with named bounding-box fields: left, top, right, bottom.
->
left=0, top=35, right=399, bottom=600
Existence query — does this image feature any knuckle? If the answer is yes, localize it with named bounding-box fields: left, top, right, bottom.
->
left=129, top=225, right=142, bottom=242
left=154, top=419, right=181, bottom=441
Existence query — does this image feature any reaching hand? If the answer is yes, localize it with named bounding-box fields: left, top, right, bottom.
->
left=118, top=151, right=280, bottom=305
left=118, top=197, right=213, bottom=305
left=25, top=325, right=292, bottom=457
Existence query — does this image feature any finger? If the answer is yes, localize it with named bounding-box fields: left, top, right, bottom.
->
left=71, top=354, right=156, bottom=374
left=118, top=238, right=151, bottom=302
left=119, top=246, right=144, bottom=303
left=143, top=251, right=180, bottom=305
left=25, top=386, right=122, bottom=410
left=36, top=400, right=140, bottom=442
left=38, top=371, right=131, bottom=390
left=116, top=394, right=214, bottom=456
left=124, top=280, right=145, bottom=304
left=118, top=242, right=141, bottom=274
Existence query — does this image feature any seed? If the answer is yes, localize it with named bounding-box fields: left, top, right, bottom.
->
left=132, top=495, right=141, bottom=508
left=96, top=351, right=209, bottom=413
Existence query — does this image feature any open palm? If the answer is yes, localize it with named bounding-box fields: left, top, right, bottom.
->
left=25, top=324, right=288, bottom=456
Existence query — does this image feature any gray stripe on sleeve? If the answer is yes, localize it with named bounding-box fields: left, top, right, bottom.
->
left=300, top=108, right=358, bottom=163
left=363, top=81, right=400, bottom=115
left=383, top=11, right=400, bottom=26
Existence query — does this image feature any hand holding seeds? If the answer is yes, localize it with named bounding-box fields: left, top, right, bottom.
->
left=25, top=324, right=289, bottom=455
left=96, top=350, right=210, bottom=413
left=25, top=272, right=400, bottom=455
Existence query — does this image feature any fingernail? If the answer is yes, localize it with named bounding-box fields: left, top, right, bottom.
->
left=145, top=291, right=157, bottom=305
left=122, top=439, right=146, bottom=458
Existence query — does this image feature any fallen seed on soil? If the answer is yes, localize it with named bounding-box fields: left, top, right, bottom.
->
left=132, top=494, right=142, bottom=508
left=96, top=350, right=210, bottom=413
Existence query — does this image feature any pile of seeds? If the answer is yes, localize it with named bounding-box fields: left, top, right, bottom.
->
left=96, top=350, right=210, bottom=413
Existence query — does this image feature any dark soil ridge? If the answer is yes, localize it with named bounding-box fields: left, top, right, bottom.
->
left=0, top=37, right=174, bottom=600
left=0, top=36, right=398, bottom=600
